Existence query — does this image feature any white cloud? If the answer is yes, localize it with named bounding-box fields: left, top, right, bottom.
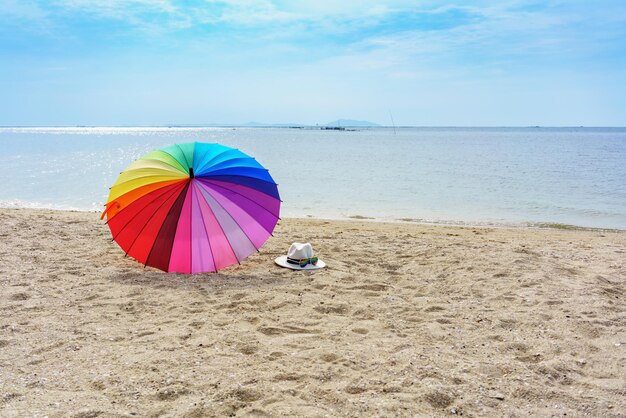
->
left=0, top=0, right=52, bottom=33
left=49, top=0, right=184, bottom=33
left=0, top=0, right=48, bottom=20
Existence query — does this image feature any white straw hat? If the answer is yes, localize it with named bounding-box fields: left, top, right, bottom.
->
left=275, top=242, right=326, bottom=270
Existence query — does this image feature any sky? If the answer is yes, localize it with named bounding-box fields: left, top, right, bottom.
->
left=1, top=0, right=625, bottom=126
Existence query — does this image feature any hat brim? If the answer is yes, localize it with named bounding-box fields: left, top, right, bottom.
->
left=275, top=256, right=326, bottom=270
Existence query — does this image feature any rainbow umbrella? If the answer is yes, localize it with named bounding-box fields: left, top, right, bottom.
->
left=101, top=142, right=280, bottom=273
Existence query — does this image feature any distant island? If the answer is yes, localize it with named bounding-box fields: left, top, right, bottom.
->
left=325, top=119, right=381, bottom=127
left=239, top=119, right=381, bottom=128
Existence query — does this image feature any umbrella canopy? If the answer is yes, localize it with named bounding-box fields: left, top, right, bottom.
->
left=101, top=142, right=280, bottom=273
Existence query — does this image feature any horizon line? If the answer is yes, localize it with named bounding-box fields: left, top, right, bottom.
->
left=1, top=125, right=625, bottom=129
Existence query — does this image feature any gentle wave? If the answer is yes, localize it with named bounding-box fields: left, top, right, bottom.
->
left=0, top=199, right=99, bottom=212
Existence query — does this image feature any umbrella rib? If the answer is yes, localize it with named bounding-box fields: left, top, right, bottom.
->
left=144, top=181, right=190, bottom=271
left=193, top=182, right=217, bottom=273
left=129, top=184, right=186, bottom=265
left=197, top=167, right=271, bottom=180
left=110, top=183, right=180, bottom=241
left=141, top=150, right=188, bottom=173
left=105, top=179, right=183, bottom=224
left=201, top=185, right=260, bottom=252
left=197, top=184, right=255, bottom=262
left=129, top=159, right=188, bottom=175
left=105, top=180, right=184, bottom=223
left=161, top=148, right=190, bottom=174
left=198, top=178, right=279, bottom=226
left=194, top=148, right=236, bottom=175
left=175, top=143, right=192, bottom=172
left=197, top=187, right=240, bottom=264
left=197, top=183, right=264, bottom=252
left=200, top=174, right=278, bottom=191
left=111, top=174, right=187, bottom=190
left=199, top=157, right=263, bottom=174
left=111, top=183, right=184, bottom=249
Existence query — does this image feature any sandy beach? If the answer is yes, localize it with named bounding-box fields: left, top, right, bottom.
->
left=0, top=208, right=624, bottom=417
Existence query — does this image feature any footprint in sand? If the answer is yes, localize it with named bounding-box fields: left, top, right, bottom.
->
left=313, top=304, right=350, bottom=315
left=423, top=305, right=446, bottom=313
left=320, top=353, right=340, bottom=363
left=258, top=325, right=319, bottom=336
left=188, top=321, right=205, bottom=329
left=515, top=353, right=543, bottom=363
left=349, top=283, right=390, bottom=291
left=230, top=388, right=263, bottom=402
left=351, top=309, right=375, bottom=320
left=345, top=384, right=367, bottom=394
left=268, top=351, right=286, bottom=361
left=272, top=373, right=302, bottom=382
left=424, top=390, right=455, bottom=409
left=72, top=409, right=104, bottom=418
left=30, top=341, right=64, bottom=355
left=503, top=342, right=529, bottom=352
left=238, top=344, right=259, bottom=355
left=497, top=318, right=518, bottom=330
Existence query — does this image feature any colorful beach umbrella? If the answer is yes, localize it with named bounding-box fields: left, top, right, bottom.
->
left=101, top=142, right=280, bottom=273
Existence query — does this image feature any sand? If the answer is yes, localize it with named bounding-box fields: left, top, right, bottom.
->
left=0, top=208, right=624, bottom=417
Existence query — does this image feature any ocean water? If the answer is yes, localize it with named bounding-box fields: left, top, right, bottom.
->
left=0, top=127, right=625, bottom=229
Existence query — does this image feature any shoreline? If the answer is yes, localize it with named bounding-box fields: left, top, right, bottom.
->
left=1, top=206, right=624, bottom=233
left=1, top=208, right=625, bottom=416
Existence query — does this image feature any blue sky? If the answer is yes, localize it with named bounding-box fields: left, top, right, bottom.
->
left=1, top=0, right=625, bottom=126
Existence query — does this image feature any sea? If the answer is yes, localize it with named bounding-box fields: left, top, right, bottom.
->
left=0, top=127, right=625, bottom=229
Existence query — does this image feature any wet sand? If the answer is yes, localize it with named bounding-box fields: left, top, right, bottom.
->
left=0, top=208, right=624, bottom=417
